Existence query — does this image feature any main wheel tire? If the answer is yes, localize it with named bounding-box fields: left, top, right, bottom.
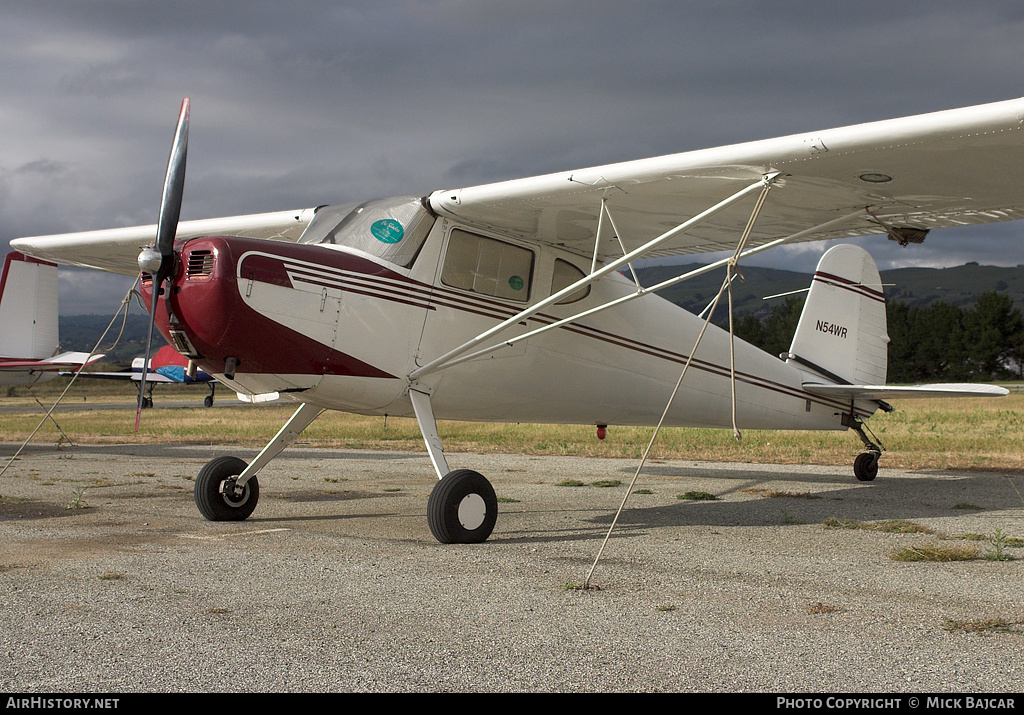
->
left=195, top=456, right=260, bottom=521
left=854, top=452, right=879, bottom=482
left=427, top=469, right=498, bottom=544
left=203, top=395, right=214, bottom=408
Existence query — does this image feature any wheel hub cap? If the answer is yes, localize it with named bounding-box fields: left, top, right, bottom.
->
left=458, top=493, right=487, bottom=530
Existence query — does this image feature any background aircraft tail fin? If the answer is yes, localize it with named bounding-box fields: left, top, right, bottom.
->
left=785, top=244, right=888, bottom=386
left=0, top=252, right=60, bottom=360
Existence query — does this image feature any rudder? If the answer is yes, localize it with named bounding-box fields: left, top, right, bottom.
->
left=0, top=252, right=60, bottom=360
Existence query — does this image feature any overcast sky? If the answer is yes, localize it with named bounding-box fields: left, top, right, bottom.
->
left=4, top=1, right=1024, bottom=314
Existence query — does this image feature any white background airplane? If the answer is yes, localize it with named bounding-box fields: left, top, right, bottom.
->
left=0, top=251, right=101, bottom=386
left=10, top=97, right=1022, bottom=543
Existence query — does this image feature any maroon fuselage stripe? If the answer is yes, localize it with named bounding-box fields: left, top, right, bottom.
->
left=813, top=270, right=885, bottom=303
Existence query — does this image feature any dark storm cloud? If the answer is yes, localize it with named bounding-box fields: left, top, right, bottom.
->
left=2, top=1, right=1024, bottom=313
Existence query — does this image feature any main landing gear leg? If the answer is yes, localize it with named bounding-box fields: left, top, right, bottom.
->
left=194, top=402, right=324, bottom=521
left=843, top=414, right=883, bottom=482
left=410, top=388, right=497, bottom=544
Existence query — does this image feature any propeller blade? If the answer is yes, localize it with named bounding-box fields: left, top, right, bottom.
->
left=136, top=98, right=190, bottom=431
left=156, top=97, right=190, bottom=278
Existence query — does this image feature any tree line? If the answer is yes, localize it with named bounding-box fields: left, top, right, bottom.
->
left=726, top=291, right=1024, bottom=383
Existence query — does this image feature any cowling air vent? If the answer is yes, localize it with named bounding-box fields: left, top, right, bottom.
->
left=186, top=250, right=214, bottom=279
left=168, top=328, right=201, bottom=359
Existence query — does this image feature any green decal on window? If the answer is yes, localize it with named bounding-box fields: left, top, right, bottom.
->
left=370, top=219, right=404, bottom=244
left=508, top=275, right=524, bottom=291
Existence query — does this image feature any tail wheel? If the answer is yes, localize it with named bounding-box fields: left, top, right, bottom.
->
left=427, top=469, right=498, bottom=544
left=853, top=451, right=879, bottom=482
left=195, top=455, right=259, bottom=521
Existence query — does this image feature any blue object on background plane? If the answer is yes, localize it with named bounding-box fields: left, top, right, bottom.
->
left=78, top=344, right=217, bottom=407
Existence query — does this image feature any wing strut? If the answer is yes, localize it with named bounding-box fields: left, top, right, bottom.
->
left=592, top=196, right=640, bottom=285
left=409, top=172, right=780, bottom=382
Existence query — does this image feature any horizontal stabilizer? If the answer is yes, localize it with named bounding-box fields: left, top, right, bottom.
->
left=803, top=382, right=1009, bottom=400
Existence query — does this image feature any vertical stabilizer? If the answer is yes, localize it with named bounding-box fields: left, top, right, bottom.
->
left=0, top=252, right=60, bottom=360
left=786, top=244, right=888, bottom=385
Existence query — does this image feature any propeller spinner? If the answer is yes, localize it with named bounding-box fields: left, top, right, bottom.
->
left=136, top=98, right=190, bottom=430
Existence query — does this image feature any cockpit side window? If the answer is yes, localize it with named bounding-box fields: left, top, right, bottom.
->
left=440, top=229, right=533, bottom=302
left=296, top=196, right=434, bottom=268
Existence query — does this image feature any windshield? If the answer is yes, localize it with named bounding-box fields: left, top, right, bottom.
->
left=296, top=196, right=435, bottom=268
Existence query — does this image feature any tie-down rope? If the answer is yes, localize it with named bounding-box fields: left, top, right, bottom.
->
left=0, top=281, right=138, bottom=480
left=583, top=180, right=773, bottom=589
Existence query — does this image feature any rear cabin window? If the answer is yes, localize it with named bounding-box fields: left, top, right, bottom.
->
left=441, top=230, right=533, bottom=302
left=551, top=258, right=591, bottom=305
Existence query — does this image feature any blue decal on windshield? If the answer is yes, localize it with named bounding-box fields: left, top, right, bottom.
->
left=370, top=219, right=404, bottom=244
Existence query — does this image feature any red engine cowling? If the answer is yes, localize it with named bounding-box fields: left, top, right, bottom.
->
left=139, top=236, right=396, bottom=380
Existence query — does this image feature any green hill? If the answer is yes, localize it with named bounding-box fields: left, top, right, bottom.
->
left=58, top=314, right=155, bottom=367
left=883, top=262, right=1024, bottom=310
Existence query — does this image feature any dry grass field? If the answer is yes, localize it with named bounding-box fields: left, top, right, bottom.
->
left=3, top=379, right=1023, bottom=472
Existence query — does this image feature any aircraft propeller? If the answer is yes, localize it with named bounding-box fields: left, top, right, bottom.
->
left=135, top=98, right=190, bottom=430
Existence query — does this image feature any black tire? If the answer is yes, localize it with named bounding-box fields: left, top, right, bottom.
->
left=195, top=456, right=259, bottom=521
left=854, top=452, right=879, bottom=482
left=203, top=395, right=214, bottom=408
left=427, top=469, right=498, bottom=544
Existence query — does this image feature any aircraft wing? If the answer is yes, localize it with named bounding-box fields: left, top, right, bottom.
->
left=11, top=209, right=318, bottom=276
left=802, top=383, right=1010, bottom=400
left=428, top=98, right=1024, bottom=260
left=11, top=98, right=1024, bottom=269
left=0, top=351, right=103, bottom=372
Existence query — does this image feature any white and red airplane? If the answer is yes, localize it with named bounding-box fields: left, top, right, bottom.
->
left=10, top=97, right=1022, bottom=543
left=0, top=251, right=101, bottom=386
